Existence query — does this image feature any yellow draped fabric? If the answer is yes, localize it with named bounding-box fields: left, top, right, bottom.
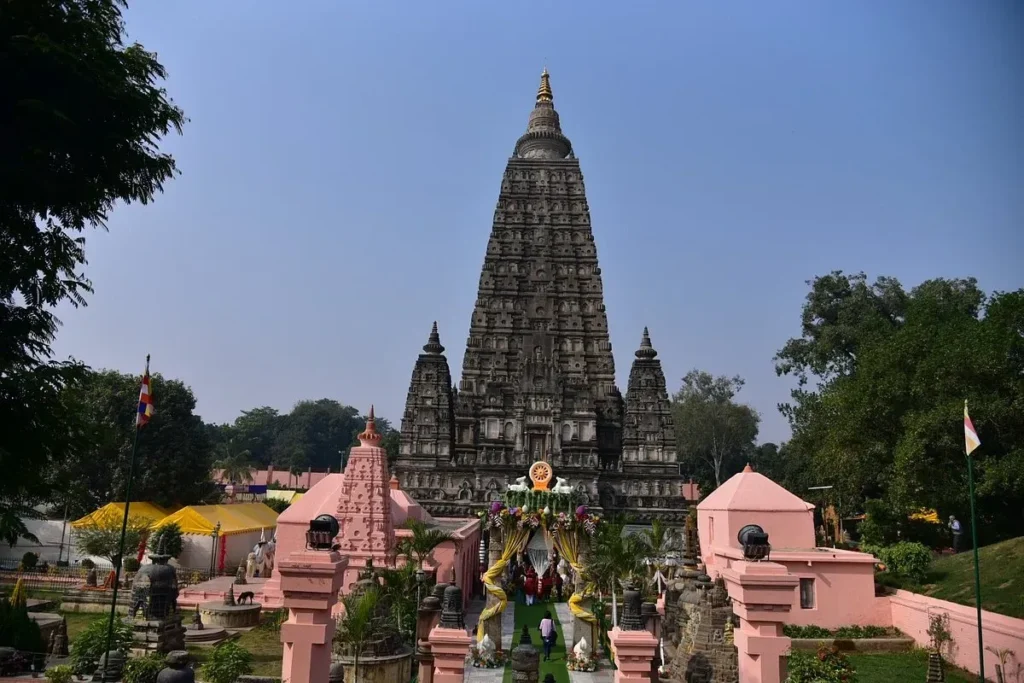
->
left=550, top=527, right=597, bottom=624
left=476, top=527, right=530, bottom=641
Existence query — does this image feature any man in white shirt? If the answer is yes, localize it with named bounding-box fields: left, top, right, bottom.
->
left=949, top=516, right=963, bottom=553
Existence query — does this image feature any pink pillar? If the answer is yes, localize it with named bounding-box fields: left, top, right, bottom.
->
left=427, top=625, right=473, bottom=683
left=278, top=549, right=348, bottom=683
left=608, top=627, right=659, bottom=683
left=721, top=561, right=799, bottom=683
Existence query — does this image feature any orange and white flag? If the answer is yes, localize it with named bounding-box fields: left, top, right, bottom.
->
left=964, top=400, right=980, bottom=456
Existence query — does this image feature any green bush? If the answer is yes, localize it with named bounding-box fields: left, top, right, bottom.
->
left=865, top=541, right=932, bottom=582
left=123, top=653, right=165, bottom=683
left=858, top=499, right=899, bottom=546
left=80, top=558, right=95, bottom=569
left=834, top=625, right=889, bottom=639
left=263, top=498, right=290, bottom=514
left=786, top=645, right=857, bottom=683
left=123, top=557, right=141, bottom=572
left=784, top=624, right=832, bottom=639
left=69, top=615, right=133, bottom=675
left=0, top=600, right=45, bottom=652
left=148, top=523, right=184, bottom=558
left=201, top=641, right=253, bottom=683
left=46, top=665, right=75, bottom=683
left=20, top=552, right=38, bottom=571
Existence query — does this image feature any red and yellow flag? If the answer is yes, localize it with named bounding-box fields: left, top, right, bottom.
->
left=964, top=400, right=980, bottom=456
left=137, top=356, right=154, bottom=427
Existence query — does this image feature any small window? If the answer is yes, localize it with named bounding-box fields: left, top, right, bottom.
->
left=800, top=578, right=816, bottom=609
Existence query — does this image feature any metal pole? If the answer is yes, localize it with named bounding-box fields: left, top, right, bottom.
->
left=99, top=423, right=141, bottom=679
left=967, top=454, right=985, bottom=682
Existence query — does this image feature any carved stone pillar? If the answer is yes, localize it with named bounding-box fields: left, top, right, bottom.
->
left=416, top=581, right=446, bottom=683
left=428, top=583, right=472, bottom=683
left=511, top=625, right=540, bottom=683
left=277, top=549, right=347, bottom=683
left=720, top=561, right=799, bottom=683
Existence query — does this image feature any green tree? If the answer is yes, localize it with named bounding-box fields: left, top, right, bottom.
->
left=75, top=515, right=151, bottom=567
left=671, top=370, right=760, bottom=491
left=336, top=587, right=381, bottom=683
left=148, top=522, right=184, bottom=558
left=0, top=0, right=184, bottom=533
left=214, top=442, right=255, bottom=484
left=776, top=272, right=1024, bottom=542
left=54, top=369, right=217, bottom=516
left=231, top=407, right=282, bottom=467
left=589, top=517, right=645, bottom=623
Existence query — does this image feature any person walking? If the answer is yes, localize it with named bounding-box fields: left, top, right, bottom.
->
left=949, top=515, right=963, bottom=553
left=539, top=611, right=555, bottom=661
left=524, top=568, right=538, bottom=606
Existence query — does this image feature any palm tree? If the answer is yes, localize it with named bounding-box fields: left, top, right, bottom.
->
left=0, top=502, right=40, bottom=548
left=375, top=563, right=418, bottom=643
left=398, top=519, right=454, bottom=569
left=336, top=587, right=380, bottom=682
left=590, top=517, right=645, bottom=626
left=214, top=442, right=254, bottom=484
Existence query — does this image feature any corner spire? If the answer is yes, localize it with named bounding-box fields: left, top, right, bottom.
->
left=536, top=67, right=553, bottom=104
left=358, top=405, right=382, bottom=447
left=423, top=321, right=445, bottom=355
left=635, top=326, right=658, bottom=359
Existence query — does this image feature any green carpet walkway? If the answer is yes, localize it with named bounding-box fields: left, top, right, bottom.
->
left=502, top=600, right=570, bottom=683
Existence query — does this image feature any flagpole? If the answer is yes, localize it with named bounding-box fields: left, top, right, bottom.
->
left=967, top=452, right=984, bottom=683
left=99, top=355, right=148, bottom=680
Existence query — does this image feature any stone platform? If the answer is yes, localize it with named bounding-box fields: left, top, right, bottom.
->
left=178, top=577, right=281, bottom=609
left=199, top=601, right=262, bottom=629
left=184, top=625, right=232, bottom=647
left=60, top=588, right=132, bottom=614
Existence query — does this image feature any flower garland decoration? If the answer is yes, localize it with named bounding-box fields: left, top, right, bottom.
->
left=478, top=500, right=601, bottom=537
left=566, top=650, right=600, bottom=672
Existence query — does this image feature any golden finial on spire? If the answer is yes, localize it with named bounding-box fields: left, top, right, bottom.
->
left=536, top=67, right=553, bottom=104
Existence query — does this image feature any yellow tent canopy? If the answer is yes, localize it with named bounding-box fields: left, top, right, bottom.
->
left=153, top=502, right=279, bottom=537
left=71, top=502, right=174, bottom=530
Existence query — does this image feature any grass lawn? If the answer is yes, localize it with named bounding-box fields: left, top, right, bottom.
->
left=502, top=601, right=569, bottom=683
left=879, top=536, right=1023, bottom=618
left=849, top=651, right=974, bottom=683
left=59, top=609, right=286, bottom=678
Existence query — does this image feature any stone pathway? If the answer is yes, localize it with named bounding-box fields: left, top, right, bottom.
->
left=464, top=598, right=517, bottom=683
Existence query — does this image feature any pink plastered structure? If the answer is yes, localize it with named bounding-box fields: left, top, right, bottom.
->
left=697, top=466, right=1024, bottom=681
left=697, top=465, right=880, bottom=628
left=182, top=408, right=481, bottom=610
left=262, top=408, right=481, bottom=607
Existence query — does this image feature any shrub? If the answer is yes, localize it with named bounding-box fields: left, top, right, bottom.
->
left=21, top=552, right=38, bottom=571
left=927, top=613, right=953, bottom=657
left=123, top=557, right=141, bottom=573
left=784, top=624, right=832, bottom=639
left=263, top=498, right=290, bottom=514
left=858, top=499, right=900, bottom=547
left=786, top=645, right=857, bottom=683
left=80, top=558, right=95, bottom=569
left=201, top=641, right=253, bottom=683
left=148, top=523, right=184, bottom=558
left=69, top=615, right=133, bottom=675
left=834, top=625, right=889, bottom=639
left=123, top=652, right=165, bottom=683
left=0, top=600, right=46, bottom=652
left=868, top=542, right=932, bottom=582
left=46, top=665, right=75, bottom=683
left=8, top=577, right=28, bottom=609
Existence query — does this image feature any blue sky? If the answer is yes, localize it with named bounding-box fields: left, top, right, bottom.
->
left=52, top=1, right=1023, bottom=444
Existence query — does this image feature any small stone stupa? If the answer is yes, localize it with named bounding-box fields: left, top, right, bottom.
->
left=129, top=539, right=186, bottom=653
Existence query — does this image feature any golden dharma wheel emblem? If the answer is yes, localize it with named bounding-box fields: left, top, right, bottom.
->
left=529, top=461, right=553, bottom=491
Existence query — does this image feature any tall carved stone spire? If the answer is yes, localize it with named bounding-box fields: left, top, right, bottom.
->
left=622, top=327, right=677, bottom=473
left=395, top=73, right=686, bottom=523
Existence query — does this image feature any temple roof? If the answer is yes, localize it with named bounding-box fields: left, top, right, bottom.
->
left=697, top=466, right=815, bottom=513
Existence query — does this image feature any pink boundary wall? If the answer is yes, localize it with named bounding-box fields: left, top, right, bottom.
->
left=887, top=590, right=1024, bottom=682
